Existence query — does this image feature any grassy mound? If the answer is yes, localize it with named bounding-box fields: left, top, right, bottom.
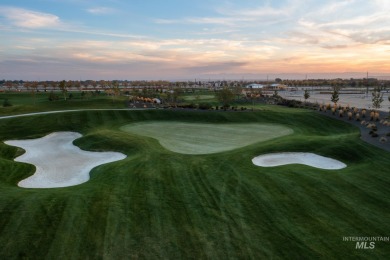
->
left=0, top=108, right=389, bottom=259
left=121, top=122, right=292, bottom=154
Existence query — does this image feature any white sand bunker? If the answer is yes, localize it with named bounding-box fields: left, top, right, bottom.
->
left=5, top=132, right=126, bottom=188
left=252, top=152, right=346, bottom=170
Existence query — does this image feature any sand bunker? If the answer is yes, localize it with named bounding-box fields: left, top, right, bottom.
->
left=5, top=132, right=126, bottom=188
left=252, top=152, right=346, bottom=170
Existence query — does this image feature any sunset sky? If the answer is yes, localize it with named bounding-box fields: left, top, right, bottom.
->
left=0, top=0, right=389, bottom=80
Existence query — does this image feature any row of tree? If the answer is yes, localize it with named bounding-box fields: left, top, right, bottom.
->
left=3, top=77, right=390, bottom=90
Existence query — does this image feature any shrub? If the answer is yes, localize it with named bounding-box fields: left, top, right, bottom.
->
left=362, top=109, right=366, bottom=118
left=374, top=112, right=380, bottom=121
left=48, top=91, right=59, bottom=101
left=2, top=98, right=12, bottom=107
left=370, top=111, right=375, bottom=121
left=347, top=112, right=352, bottom=120
left=189, top=103, right=197, bottom=109
left=339, top=109, right=344, bottom=117
left=180, top=103, right=196, bottom=109
left=198, top=103, right=213, bottom=110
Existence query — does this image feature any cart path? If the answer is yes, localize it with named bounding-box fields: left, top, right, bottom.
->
left=0, top=108, right=147, bottom=120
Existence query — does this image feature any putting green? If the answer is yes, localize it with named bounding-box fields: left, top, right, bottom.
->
left=120, top=122, right=293, bottom=154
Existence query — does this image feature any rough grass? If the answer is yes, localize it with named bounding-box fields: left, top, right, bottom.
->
left=120, top=122, right=293, bottom=154
left=0, top=108, right=389, bottom=259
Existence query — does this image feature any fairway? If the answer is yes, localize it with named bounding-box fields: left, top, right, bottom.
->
left=0, top=108, right=389, bottom=259
left=2, top=0, right=390, bottom=258
left=183, top=95, right=215, bottom=101
left=120, top=122, right=293, bottom=154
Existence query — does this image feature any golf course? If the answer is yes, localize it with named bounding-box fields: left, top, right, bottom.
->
left=0, top=95, right=390, bottom=259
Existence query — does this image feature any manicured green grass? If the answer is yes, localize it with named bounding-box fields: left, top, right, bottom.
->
left=0, top=92, right=127, bottom=116
left=182, top=94, right=216, bottom=101
left=0, top=107, right=389, bottom=259
left=121, top=122, right=292, bottom=154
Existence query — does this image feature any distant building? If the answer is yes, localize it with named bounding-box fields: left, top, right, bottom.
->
left=270, top=84, right=287, bottom=89
left=246, top=83, right=264, bottom=89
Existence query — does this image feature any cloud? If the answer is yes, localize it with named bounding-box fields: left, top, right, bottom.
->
left=291, top=1, right=390, bottom=47
left=2, top=1, right=390, bottom=80
left=321, top=44, right=350, bottom=49
left=0, top=7, right=61, bottom=29
left=349, top=30, right=390, bottom=45
left=181, top=61, right=248, bottom=74
left=87, top=7, right=117, bottom=15
left=154, top=2, right=294, bottom=28
left=14, top=46, right=36, bottom=50
left=154, top=19, right=176, bottom=24
left=311, top=0, right=356, bottom=16
left=0, top=6, right=144, bottom=40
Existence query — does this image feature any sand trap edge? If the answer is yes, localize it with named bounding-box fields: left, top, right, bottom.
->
left=4, top=131, right=127, bottom=188
left=252, top=152, right=346, bottom=170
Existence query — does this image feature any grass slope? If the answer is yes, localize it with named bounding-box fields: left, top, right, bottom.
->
left=0, top=92, right=127, bottom=116
left=120, top=122, right=292, bottom=154
left=0, top=108, right=389, bottom=259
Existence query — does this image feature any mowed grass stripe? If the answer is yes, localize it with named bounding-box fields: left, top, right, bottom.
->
left=0, top=109, right=389, bottom=258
